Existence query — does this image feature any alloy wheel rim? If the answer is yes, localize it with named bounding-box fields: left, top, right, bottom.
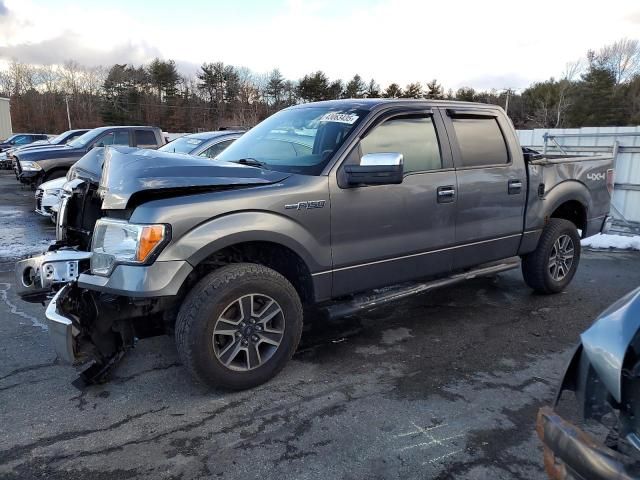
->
left=212, top=294, right=285, bottom=371
left=548, top=234, right=575, bottom=281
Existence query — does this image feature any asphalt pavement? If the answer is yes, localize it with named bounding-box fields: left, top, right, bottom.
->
left=1, top=170, right=639, bottom=479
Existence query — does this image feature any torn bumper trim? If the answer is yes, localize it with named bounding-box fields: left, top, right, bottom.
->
left=537, top=407, right=637, bottom=480
left=45, top=286, right=77, bottom=364
left=14, top=250, right=91, bottom=302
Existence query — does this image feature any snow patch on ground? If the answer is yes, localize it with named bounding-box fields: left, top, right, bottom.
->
left=0, top=239, right=52, bottom=259
left=582, top=234, right=640, bottom=251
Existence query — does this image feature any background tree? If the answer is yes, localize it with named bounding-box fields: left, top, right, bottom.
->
left=455, top=87, right=476, bottom=101
left=297, top=71, right=330, bottom=102
left=265, top=68, right=285, bottom=106
left=2, top=37, right=640, bottom=134
left=594, top=38, right=640, bottom=84
left=425, top=79, right=444, bottom=99
left=383, top=83, right=402, bottom=98
left=344, top=74, right=366, bottom=98
left=402, top=82, right=423, bottom=98
left=365, top=79, right=380, bottom=98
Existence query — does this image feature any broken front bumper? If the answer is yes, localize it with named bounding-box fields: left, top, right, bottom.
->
left=14, top=250, right=91, bottom=302
left=537, top=407, right=638, bottom=480
left=45, top=285, right=78, bottom=364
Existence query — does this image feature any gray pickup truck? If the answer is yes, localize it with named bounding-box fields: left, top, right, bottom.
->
left=15, top=99, right=614, bottom=389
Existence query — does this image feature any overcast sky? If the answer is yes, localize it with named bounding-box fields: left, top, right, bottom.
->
left=0, top=0, right=639, bottom=91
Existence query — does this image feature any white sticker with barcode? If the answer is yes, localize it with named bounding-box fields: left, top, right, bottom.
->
left=319, top=112, right=359, bottom=124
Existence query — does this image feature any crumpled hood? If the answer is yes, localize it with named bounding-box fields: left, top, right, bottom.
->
left=99, top=147, right=290, bottom=209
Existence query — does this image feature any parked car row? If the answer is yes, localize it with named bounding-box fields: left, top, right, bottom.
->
left=10, top=126, right=165, bottom=186
left=0, top=133, right=55, bottom=168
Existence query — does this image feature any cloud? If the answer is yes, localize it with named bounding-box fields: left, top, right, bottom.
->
left=0, top=0, right=639, bottom=91
left=0, top=32, right=162, bottom=67
left=626, top=11, right=640, bottom=23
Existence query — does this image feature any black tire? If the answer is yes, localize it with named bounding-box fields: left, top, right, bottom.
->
left=175, top=263, right=303, bottom=390
left=522, top=218, right=581, bottom=294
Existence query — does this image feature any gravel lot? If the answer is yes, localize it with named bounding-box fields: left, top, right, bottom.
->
left=1, top=170, right=639, bottom=480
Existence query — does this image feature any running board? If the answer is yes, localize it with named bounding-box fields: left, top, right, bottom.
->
left=324, top=257, right=521, bottom=319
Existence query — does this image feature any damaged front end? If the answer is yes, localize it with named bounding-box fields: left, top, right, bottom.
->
left=537, top=287, right=640, bottom=479
left=44, top=282, right=174, bottom=384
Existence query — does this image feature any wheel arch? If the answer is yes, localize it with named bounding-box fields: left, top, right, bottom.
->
left=543, top=181, right=591, bottom=234
left=187, top=241, right=316, bottom=305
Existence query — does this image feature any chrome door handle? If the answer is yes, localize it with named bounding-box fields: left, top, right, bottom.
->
left=508, top=180, right=522, bottom=195
left=437, top=186, right=456, bottom=203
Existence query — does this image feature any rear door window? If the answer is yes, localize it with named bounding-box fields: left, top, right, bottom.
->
left=451, top=117, right=509, bottom=167
left=135, top=130, right=157, bottom=148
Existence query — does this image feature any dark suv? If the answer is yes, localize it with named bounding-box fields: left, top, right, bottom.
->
left=0, top=133, right=49, bottom=152
left=13, top=126, right=165, bottom=186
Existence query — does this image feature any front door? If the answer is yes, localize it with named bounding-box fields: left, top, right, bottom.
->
left=329, top=110, right=457, bottom=297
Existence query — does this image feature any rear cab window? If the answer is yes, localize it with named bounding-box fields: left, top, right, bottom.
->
left=135, top=129, right=158, bottom=148
left=449, top=114, right=509, bottom=168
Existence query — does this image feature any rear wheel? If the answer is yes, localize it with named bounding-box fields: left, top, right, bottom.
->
left=522, top=218, right=581, bottom=294
left=175, top=263, right=303, bottom=390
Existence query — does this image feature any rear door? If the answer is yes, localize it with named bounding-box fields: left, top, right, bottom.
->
left=441, top=108, right=526, bottom=269
left=328, top=109, right=457, bottom=296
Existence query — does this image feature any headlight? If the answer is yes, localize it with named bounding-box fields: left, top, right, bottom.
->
left=45, top=188, right=62, bottom=196
left=90, top=219, right=168, bottom=275
left=20, top=161, right=42, bottom=171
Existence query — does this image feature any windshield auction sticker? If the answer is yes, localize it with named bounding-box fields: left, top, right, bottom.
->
left=319, top=112, right=359, bottom=124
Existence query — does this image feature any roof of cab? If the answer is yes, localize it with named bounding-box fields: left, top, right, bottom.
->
left=183, top=130, right=245, bottom=140
left=287, top=98, right=503, bottom=112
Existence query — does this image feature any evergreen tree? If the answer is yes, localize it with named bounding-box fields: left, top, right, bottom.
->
left=344, top=74, right=366, bottom=98
left=455, top=87, right=476, bottom=101
left=566, top=66, right=624, bottom=126
left=297, top=71, right=330, bottom=102
left=425, top=79, right=444, bottom=99
left=402, top=82, right=423, bottom=98
left=383, top=83, right=402, bottom=98
left=365, top=79, right=380, bottom=98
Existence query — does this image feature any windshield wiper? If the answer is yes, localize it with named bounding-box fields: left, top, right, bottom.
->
left=231, top=158, right=270, bottom=169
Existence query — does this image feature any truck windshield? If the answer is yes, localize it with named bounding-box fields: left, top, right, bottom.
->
left=158, top=136, right=203, bottom=154
left=215, top=107, right=366, bottom=175
left=67, top=130, right=100, bottom=148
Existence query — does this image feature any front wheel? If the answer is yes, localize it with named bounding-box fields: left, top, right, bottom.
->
left=522, top=218, right=581, bottom=294
left=175, top=263, right=303, bottom=390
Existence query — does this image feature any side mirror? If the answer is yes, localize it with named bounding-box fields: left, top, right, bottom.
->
left=344, top=152, right=404, bottom=186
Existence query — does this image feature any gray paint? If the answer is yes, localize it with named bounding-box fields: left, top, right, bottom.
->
left=78, top=260, right=193, bottom=297
left=580, top=286, right=640, bottom=403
